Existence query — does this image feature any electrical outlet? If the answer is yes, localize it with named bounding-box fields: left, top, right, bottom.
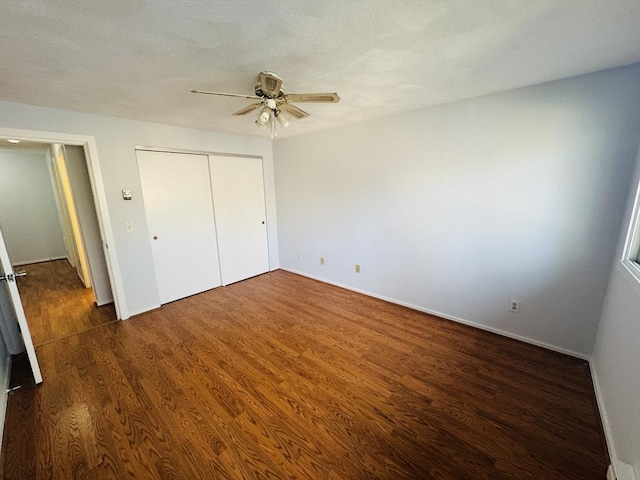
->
left=355, top=264, right=361, bottom=273
left=320, top=257, right=325, bottom=265
left=509, top=299, right=520, bottom=312
left=125, top=221, right=134, bottom=233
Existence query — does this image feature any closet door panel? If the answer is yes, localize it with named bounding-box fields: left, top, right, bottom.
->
left=137, top=150, right=221, bottom=304
left=209, top=155, right=269, bottom=285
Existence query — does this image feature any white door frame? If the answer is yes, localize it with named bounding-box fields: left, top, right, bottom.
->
left=0, top=127, right=127, bottom=319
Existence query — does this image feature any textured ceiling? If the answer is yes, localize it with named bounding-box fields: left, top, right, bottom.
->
left=1, top=0, right=639, bottom=139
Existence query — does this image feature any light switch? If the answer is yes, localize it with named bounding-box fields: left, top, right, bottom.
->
left=122, top=189, right=132, bottom=200
left=125, top=222, right=134, bottom=233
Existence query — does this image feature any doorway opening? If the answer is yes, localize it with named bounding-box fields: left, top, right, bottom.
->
left=16, top=259, right=117, bottom=346
left=0, top=140, right=117, bottom=346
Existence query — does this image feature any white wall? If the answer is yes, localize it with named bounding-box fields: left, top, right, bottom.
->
left=0, top=105, right=278, bottom=318
left=274, top=64, right=640, bottom=357
left=592, top=144, right=640, bottom=480
left=0, top=149, right=67, bottom=264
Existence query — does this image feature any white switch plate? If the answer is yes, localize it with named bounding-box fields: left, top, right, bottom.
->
left=125, top=221, right=134, bottom=233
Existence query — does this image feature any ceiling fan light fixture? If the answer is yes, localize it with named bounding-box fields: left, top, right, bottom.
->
left=275, top=110, right=290, bottom=129
left=256, top=106, right=273, bottom=126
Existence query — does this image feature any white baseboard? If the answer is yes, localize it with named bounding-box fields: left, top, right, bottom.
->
left=125, top=302, right=162, bottom=320
left=12, top=255, right=67, bottom=267
left=95, top=297, right=114, bottom=307
left=592, top=368, right=638, bottom=480
left=279, top=267, right=589, bottom=360
left=611, top=461, right=638, bottom=480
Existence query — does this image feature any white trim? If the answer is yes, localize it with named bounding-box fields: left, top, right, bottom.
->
left=11, top=255, right=67, bottom=267
left=591, top=366, right=618, bottom=477
left=126, top=304, right=161, bottom=318
left=621, top=258, right=640, bottom=284
left=279, top=267, right=590, bottom=360
left=0, top=127, right=128, bottom=319
left=616, top=464, right=639, bottom=480
left=621, top=177, right=640, bottom=284
left=134, top=144, right=262, bottom=160
left=591, top=369, right=639, bottom=480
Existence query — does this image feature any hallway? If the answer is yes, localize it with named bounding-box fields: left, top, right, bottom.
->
left=16, top=259, right=116, bottom=346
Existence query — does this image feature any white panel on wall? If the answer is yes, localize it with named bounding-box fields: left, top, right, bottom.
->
left=209, top=155, right=270, bottom=285
left=0, top=150, right=67, bottom=265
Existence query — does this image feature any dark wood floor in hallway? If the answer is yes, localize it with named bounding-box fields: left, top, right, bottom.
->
left=16, top=259, right=116, bottom=346
left=1, top=270, right=608, bottom=479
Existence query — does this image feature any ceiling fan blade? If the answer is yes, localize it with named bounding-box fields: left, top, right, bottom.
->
left=283, top=92, right=340, bottom=103
left=232, top=102, right=263, bottom=116
left=280, top=103, right=309, bottom=120
left=259, top=72, right=283, bottom=98
left=191, top=89, right=260, bottom=99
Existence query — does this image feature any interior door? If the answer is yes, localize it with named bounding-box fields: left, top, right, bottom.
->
left=137, top=150, right=222, bottom=304
left=53, top=145, right=92, bottom=288
left=209, top=155, right=269, bottom=285
left=0, top=228, right=42, bottom=384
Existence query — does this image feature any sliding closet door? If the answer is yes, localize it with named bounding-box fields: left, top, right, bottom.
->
left=209, top=155, right=269, bottom=285
left=137, top=150, right=221, bottom=304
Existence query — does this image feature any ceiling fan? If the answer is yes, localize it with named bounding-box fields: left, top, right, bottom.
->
left=191, top=71, right=340, bottom=137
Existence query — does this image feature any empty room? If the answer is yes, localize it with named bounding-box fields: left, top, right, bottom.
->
left=0, top=1, right=639, bottom=479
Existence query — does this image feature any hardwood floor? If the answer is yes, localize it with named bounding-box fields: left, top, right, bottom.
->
left=16, top=259, right=116, bottom=346
left=1, top=270, right=608, bottom=479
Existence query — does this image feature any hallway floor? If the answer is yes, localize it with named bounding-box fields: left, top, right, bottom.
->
left=16, top=259, right=116, bottom=346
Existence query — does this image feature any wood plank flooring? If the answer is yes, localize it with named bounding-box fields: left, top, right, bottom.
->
left=1, top=270, right=609, bottom=479
left=16, top=259, right=116, bottom=346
